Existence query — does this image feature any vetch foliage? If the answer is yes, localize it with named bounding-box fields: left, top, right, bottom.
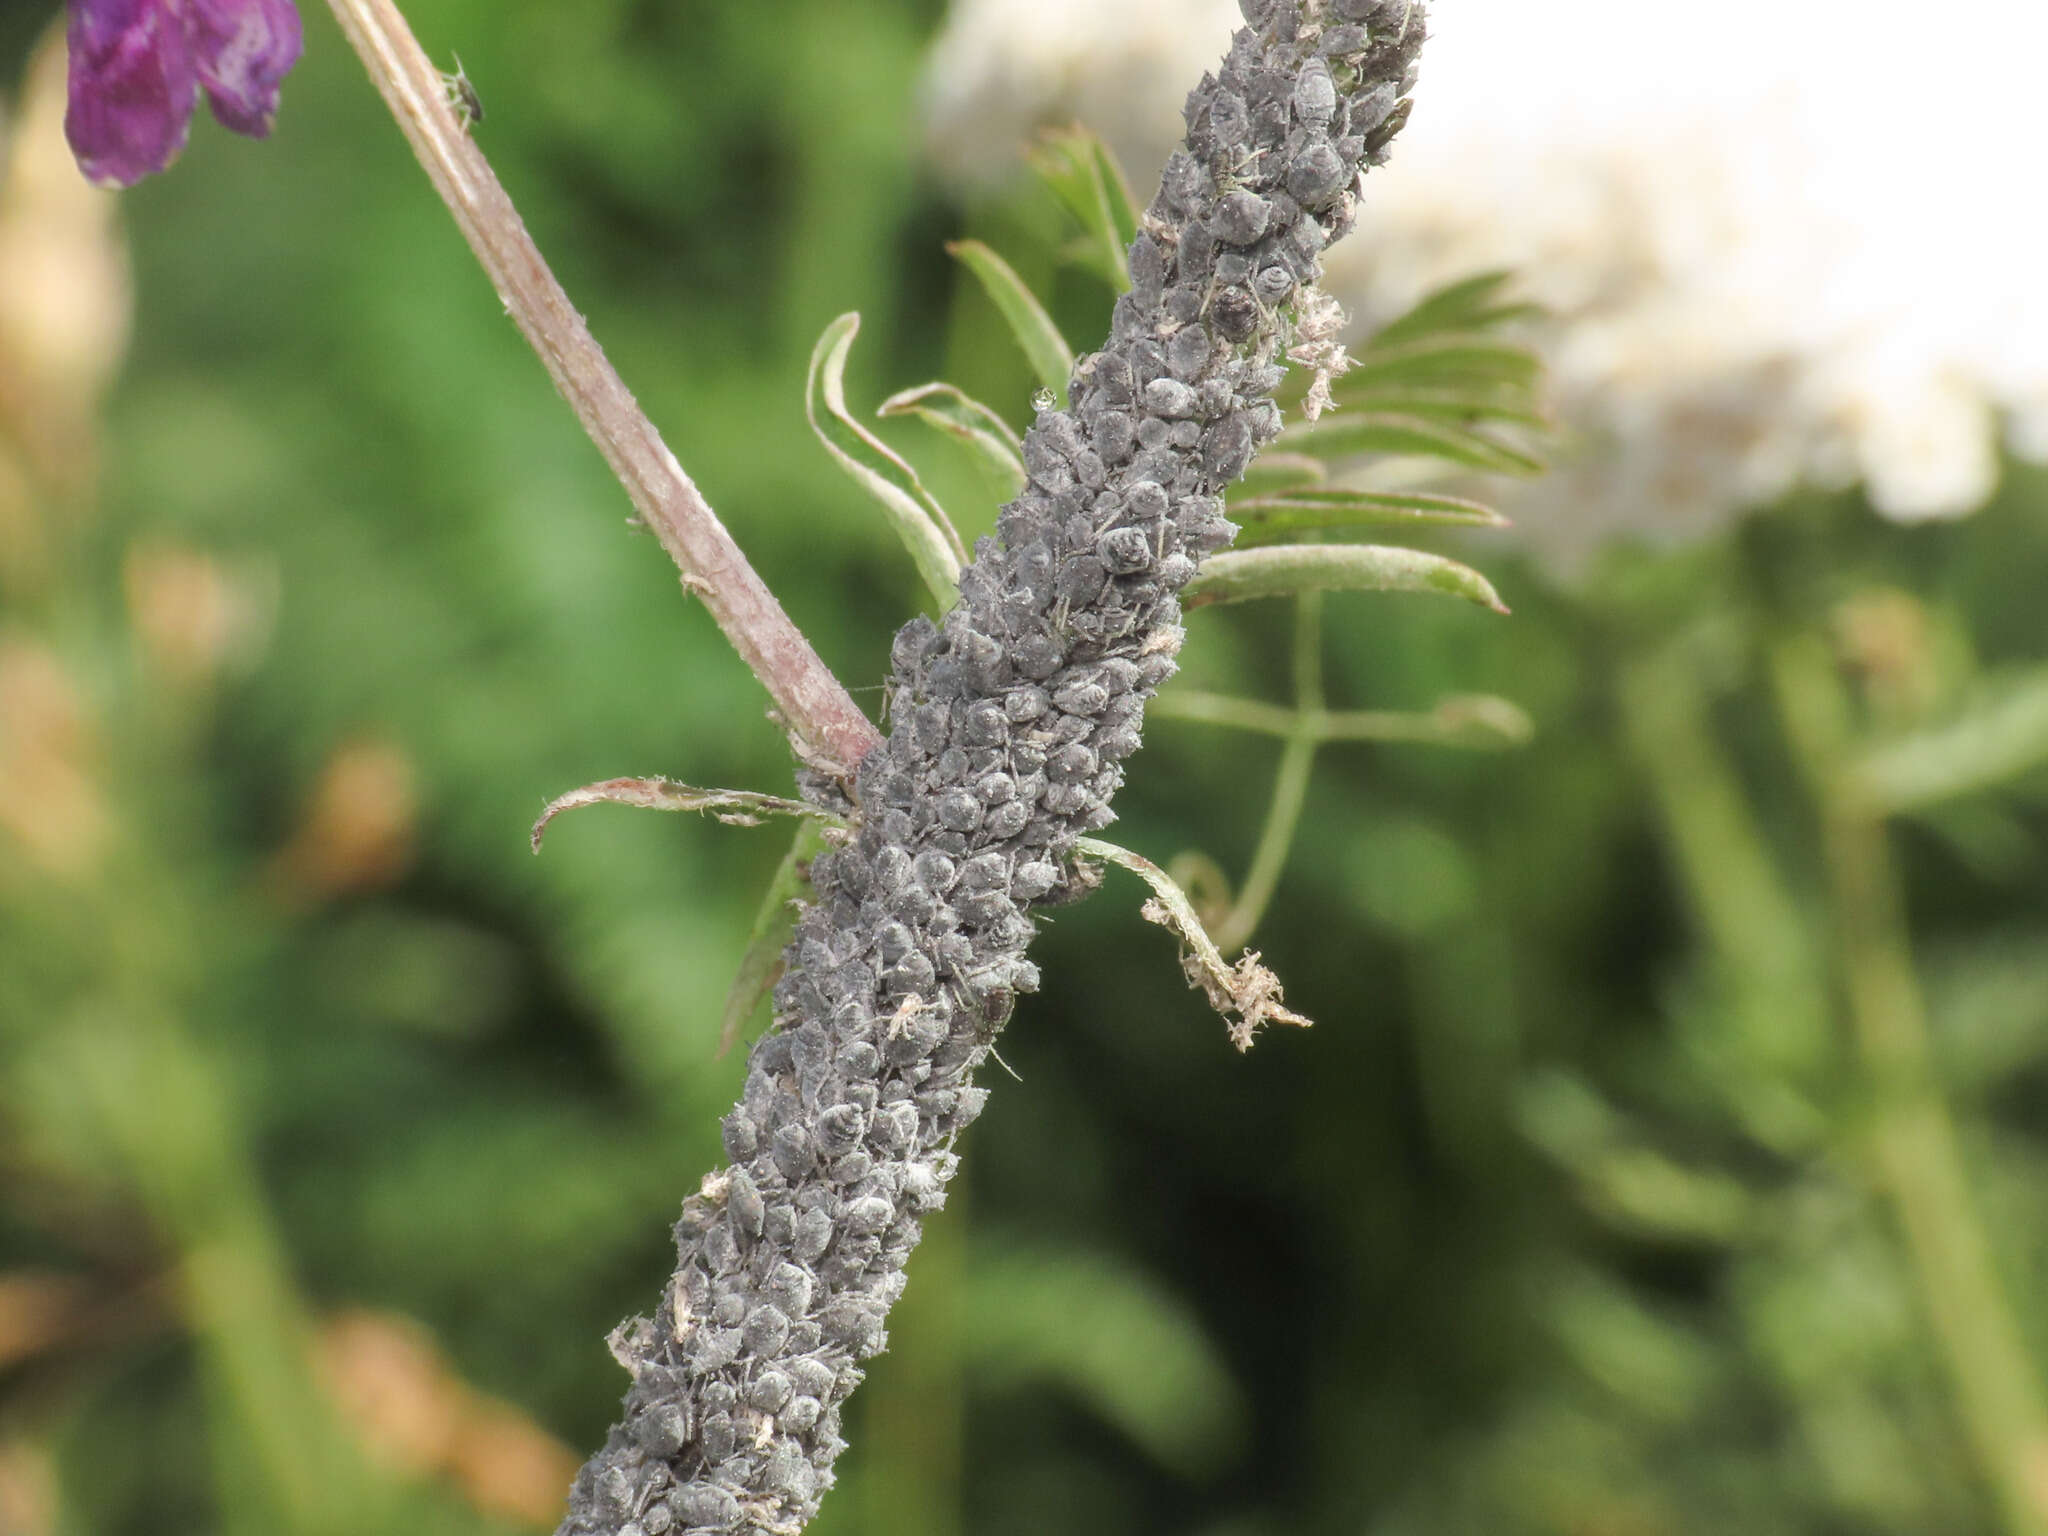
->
left=556, top=3, right=1430, bottom=1531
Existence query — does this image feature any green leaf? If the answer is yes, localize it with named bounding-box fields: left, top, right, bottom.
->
left=1183, top=544, right=1510, bottom=614
left=1230, top=452, right=1328, bottom=497
left=1027, top=126, right=1141, bottom=290
left=1281, top=411, right=1544, bottom=475
left=717, top=820, right=826, bottom=1056
left=947, top=239, right=1075, bottom=407
left=1344, top=337, right=1543, bottom=394
left=1228, top=487, right=1509, bottom=543
left=805, top=314, right=965, bottom=607
left=1517, top=1073, right=1756, bottom=1245
left=1365, top=269, right=1541, bottom=349
left=965, top=1238, right=1246, bottom=1475
left=1927, top=932, right=2048, bottom=1091
left=1339, top=385, right=1549, bottom=432
left=877, top=381, right=1027, bottom=499
left=1861, top=668, right=2048, bottom=813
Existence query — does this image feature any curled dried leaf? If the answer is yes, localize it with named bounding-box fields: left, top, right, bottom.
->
left=1080, top=838, right=1311, bottom=1050
left=532, top=777, right=843, bottom=852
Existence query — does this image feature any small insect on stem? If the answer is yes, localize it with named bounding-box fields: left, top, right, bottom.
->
left=442, top=53, right=484, bottom=131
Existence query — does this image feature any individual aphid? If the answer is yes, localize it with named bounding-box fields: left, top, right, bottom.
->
left=441, top=53, right=484, bottom=130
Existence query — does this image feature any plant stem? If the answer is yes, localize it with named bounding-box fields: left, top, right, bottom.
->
left=1213, top=594, right=1323, bottom=953
left=319, top=0, right=880, bottom=775
left=1149, top=689, right=1304, bottom=738
left=1618, top=646, right=1830, bottom=1108
left=1150, top=688, right=1530, bottom=748
left=1772, top=632, right=2048, bottom=1536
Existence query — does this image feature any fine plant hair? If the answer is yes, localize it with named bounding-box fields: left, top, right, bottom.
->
left=558, top=2, right=1427, bottom=1532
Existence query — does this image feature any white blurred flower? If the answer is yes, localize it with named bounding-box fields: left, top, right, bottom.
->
left=921, top=0, right=2048, bottom=560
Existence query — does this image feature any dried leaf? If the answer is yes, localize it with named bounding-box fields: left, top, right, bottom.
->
left=1077, top=838, right=1311, bottom=1051
left=531, top=777, right=842, bottom=853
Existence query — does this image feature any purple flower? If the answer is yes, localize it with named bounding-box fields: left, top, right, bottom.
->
left=65, top=0, right=302, bottom=188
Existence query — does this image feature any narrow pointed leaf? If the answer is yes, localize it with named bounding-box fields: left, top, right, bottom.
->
left=948, top=240, right=1075, bottom=406
left=1029, top=126, right=1141, bottom=289
left=877, top=382, right=1027, bottom=498
left=1366, top=270, right=1541, bottom=349
left=1230, top=452, right=1328, bottom=497
left=1079, top=133, right=1141, bottom=261
left=806, top=314, right=965, bottom=605
left=1341, top=386, right=1549, bottom=431
left=1183, top=544, right=1510, bottom=614
left=1229, top=487, right=1509, bottom=542
left=1282, top=411, right=1544, bottom=475
left=1057, top=235, right=1119, bottom=286
left=719, top=820, right=829, bottom=1056
left=1343, top=337, right=1543, bottom=394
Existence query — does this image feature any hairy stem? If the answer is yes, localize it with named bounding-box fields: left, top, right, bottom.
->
left=320, top=0, right=881, bottom=774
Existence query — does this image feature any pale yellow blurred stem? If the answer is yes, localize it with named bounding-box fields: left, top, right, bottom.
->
left=1618, top=648, right=1831, bottom=1129
left=1151, top=687, right=1526, bottom=746
left=1213, top=593, right=1323, bottom=954
left=1771, top=632, right=2048, bottom=1536
left=65, top=990, right=370, bottom=1536
left=1620, top=651, right=1813, bottom=1007
left=320, top=0, right=880, bottom=775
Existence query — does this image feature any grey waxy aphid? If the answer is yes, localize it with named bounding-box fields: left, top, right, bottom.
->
left=633, top=1402, right=692, bottom=1457
left=720, top=1111, right=758, bottom=1161
left=748, top=1369, right=794, bottom=1412
left=1288, top=141, right=1349, bottom=204
left=1293, top=59, right=1337, bottom=126
left=1143, top=378, right=1201, bottom=419
left=781, top=1396, right=822, bottom=1434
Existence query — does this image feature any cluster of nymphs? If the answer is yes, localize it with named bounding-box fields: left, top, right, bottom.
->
left=558, top=3, right=1424, bottom=1532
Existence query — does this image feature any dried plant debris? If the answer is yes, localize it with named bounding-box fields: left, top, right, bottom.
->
left=532, top=778, right=840, bottom=852
left=557, top=4, right=1427, bottom=1532
left=1079, top=837, right=1310, bottom=1050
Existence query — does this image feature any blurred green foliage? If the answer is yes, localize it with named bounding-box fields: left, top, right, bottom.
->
left=5, top=5, right=2048, bottom=1536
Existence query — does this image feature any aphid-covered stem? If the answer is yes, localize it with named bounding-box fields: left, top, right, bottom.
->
left=322, top=0, right=881, bottom=775
left=558, top=2, right=1429, bottom=1531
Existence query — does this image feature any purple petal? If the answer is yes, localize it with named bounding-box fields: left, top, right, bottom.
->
left=185, top=0, right=302, bottom=138
left=65, top=0, right=199, bottom=188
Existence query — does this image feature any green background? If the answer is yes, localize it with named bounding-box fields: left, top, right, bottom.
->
left=6, top=3, right=2048, bottom=1534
